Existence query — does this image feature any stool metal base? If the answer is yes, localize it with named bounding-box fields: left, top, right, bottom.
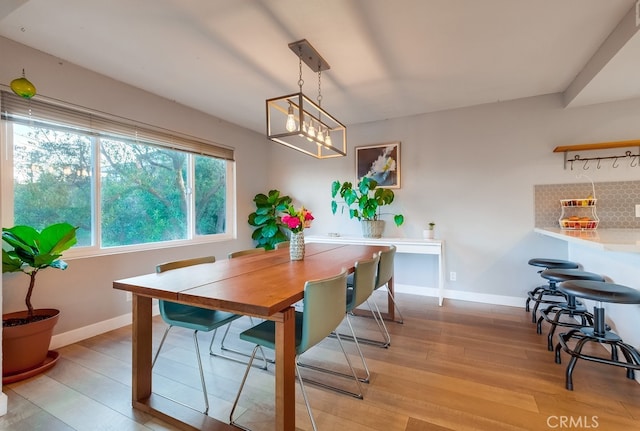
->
left=526, top=284, right=567, bottom=323
left=536, top=299, right=593, bottom=351
left=555, top=325, right=640, bottom=390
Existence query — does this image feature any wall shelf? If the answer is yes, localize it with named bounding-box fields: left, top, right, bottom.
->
left=553, top=139, right=640, bottom=170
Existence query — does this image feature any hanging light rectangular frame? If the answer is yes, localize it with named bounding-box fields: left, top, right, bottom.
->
left=266, top=39, right=347, bottom=159
left=266, top=92, right=346, bottom=158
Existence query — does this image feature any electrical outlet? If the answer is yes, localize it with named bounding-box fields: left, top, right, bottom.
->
left=449, top=271, right=457, bottom=281
left=126, top=291, right=132, bottom=302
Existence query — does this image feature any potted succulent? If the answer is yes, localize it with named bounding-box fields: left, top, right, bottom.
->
left=331, top=177, right=404, bottom=238
left=2, top=222, right=78, bottom=381
left=424, top=222, right=436, bottom=239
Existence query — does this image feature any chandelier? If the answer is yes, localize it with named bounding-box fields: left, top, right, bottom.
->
left=266, top=39, right=346, bottom=158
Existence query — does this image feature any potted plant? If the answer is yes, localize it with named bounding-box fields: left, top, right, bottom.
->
left=2, top=222, right=78, bottom=381
left=248, top=189, right=292, bottom=250
left=424, top=222, right=435, bottom=239
left=331, top=177, right=404, bottom=238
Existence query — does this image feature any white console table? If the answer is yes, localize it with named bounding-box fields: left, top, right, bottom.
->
left=305, top=236, right=445, bottom=310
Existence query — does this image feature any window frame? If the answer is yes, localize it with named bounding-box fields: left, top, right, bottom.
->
left=1, top=92, right=236, bottom=259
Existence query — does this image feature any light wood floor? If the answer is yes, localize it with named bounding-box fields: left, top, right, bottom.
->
left=2, top=293, right=639, bottom=431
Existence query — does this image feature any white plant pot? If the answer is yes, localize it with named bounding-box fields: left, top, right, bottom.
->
left=423, top=229, right=435, bottom=239
left=361, top=220, right=385, bottom=238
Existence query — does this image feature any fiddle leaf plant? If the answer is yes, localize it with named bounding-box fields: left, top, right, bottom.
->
left=248, top=189, right=292, bottom=250
left=331, top=177, right=404, bottom=226
left=2, top=222, right=78, bottom=322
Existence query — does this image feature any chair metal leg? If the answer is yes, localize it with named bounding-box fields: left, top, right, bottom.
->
left=380, top=285, right=404, bottom=323
left=230, top=346, right=319, bottom=431
left=339, top=299, right=391, bottom=348
left=345, top=314, right=371, bottom=383
left=369, top=299, right=392, bottom=346
left=192, top=330, right=210, bottom=414
left=209, top=325, right=271, bottom=369
left=295, top=362, right=319, bottom=431
left=152, top=325, right=209, bottom=414
left=152, top=325, right=173, bottom=368
left=298, top=332, right=364, bottom=399
left=229, top=345, right=260, bottom=431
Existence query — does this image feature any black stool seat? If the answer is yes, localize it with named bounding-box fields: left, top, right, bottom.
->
left=536, top=269, right=605, bottom=350
left=528, top=258, right=580, bottom=269
left=526, top=259, right=579, bottom=323
left=558, top=280, right=640, bottom=304
left=554, top=280, right=640, bottom=390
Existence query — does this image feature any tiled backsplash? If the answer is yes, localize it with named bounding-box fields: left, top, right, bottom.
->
left=534, top=180, right=640, bottom=229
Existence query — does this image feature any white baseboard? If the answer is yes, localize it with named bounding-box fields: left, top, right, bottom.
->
left=50, top=304, right=159, bottom=350
left=395, top=283, right=524, bottom=308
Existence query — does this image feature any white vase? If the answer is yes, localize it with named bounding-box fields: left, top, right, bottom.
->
left=289, top=231, right=305, bottom=260
left=423, top=229, right=435, bottom=239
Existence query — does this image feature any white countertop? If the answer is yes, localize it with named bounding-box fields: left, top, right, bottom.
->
left=534, top=227, right=640, bottom=253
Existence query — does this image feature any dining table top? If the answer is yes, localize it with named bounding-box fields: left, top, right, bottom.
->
left=113, top=242, right=388, bottom=317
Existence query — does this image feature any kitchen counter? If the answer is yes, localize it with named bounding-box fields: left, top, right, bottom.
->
left=534, top=227, right=640, bottom=253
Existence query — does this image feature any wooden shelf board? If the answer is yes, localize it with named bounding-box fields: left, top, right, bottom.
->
left=553, top=140, right=640, bottom=153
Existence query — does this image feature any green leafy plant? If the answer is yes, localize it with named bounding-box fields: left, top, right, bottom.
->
left=331, top=177, right=404, bottom=226
left=2, top=222, right=78, bottom=323
left=428, top=222, right=435, bottom=230
left=248, top=190, right=292, bottom=250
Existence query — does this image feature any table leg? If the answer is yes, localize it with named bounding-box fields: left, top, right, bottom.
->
left=438, top=245, right=445, bottom=306
left=274, top=307, right=296, bottom=431
left=385, top=277, right=396, bottom=321
left=132, top=294, right=153, bottom=403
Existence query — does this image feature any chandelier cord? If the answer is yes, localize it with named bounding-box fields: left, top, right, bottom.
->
left=298, top=48, right=304, bottom=92
left=317, top=68, right=323, bottom=107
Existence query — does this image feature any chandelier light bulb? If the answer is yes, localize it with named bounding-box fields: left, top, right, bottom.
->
left=317, top=127, right=325, bottom=142
left=325, top=131, right=332, bottom=146
left=307, top=120, right=316, bottom=138
left=285, top=104, right=297, bottom=132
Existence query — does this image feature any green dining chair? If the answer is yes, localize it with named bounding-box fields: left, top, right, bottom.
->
left=229, top=270, right=361, bottom=431
left=347, top=245, right=398, bottom=348
left=152, top=256, right=241, bottom=415
left=343, top=253, right=380, bottom=382
left=300, top=253, right=380, bottom=388
left=209, top=247, right=270, bottom=368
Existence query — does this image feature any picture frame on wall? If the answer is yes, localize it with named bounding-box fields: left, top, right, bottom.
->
left=355, top=141, right=401, bottom=188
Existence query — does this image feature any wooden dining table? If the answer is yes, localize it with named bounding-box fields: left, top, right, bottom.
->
left=113, top=242, right=388, bottom=431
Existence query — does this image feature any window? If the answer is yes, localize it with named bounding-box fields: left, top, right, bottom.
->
left=1, top=91, right=235, bottom=255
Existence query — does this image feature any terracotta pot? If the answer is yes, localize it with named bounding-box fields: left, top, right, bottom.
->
left=2, top=308, right=60, bottom=376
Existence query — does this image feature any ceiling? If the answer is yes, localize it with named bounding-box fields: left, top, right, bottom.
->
left=1, top=0, right=639, bottom=134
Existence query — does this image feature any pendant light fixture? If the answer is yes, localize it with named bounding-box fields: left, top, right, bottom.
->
left=266, top=39, right=346, bottom=158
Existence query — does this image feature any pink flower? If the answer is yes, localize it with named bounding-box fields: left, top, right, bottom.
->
left=281, top=205, right=314, bottom=233
left=282, top=214, right=302, bottom=230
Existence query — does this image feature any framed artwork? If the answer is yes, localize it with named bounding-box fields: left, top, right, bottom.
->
left=355, top=141, right=401, bottom=188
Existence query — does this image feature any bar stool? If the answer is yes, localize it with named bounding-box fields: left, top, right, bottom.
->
left=526, top=258, right=580, bottom=323
left=535, top=268, right=605, bottom=350
left=554, top=280, right=640, bottom=390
